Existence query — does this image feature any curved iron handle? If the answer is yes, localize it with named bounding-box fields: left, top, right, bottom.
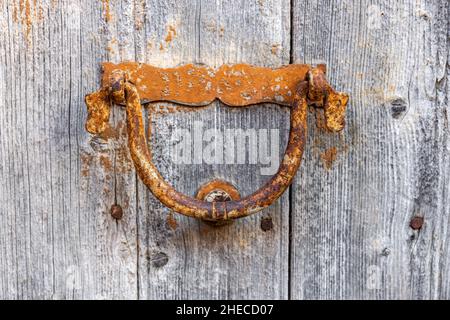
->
left=85, top=65, right=348, bottom=222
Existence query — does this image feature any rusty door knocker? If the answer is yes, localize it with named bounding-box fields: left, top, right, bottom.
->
left=85, top=63, right=349, bottom=224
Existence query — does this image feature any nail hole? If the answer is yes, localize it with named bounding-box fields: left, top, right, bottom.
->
left=390, top=98, right=407, bottom=119
left=110, top=204, right=123, bottom=220
left=150, top=252, right=169, bottom=268
left=261, top=217, right=273, bottom=232
left=381, top=248, right=391, bottom=256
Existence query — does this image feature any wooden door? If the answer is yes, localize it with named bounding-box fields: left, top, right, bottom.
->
left=0, top=0, right=449, bottom=299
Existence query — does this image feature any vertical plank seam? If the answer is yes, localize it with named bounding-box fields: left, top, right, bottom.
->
left=25, top=26, right=32, bottom=299
left=431, top=0, right=449, bottom=298
left=327, top=1, right=335, bottom=65
left=77, top=0, right=83, bottom=264
left=6, top=1, right=20, bottom=298
left=135, top=177, right=140, bottom=299
left=133, top=0, right=140, bottom=300
left=195, top=0, right=202, bottom=63
left=47, top=7, right=56, bottom=299
left=287, top=0, right=294, bottom=301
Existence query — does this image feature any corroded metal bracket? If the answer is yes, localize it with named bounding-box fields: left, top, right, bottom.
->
left=85, top=62, right=349, bottom=223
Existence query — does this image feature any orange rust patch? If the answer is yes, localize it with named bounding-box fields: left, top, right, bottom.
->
left=101, top=62, right=310, bottom=107
left=115, top=146, right=133, bottom=173
left=164, top=25, right=177, bottom=43
left=320, top=147, right=338, bottom=170
left=108, top=120, right=133, bottom=174
left=80, top=152, right=93, bottom=177
left=13, top=5, right=18, bottom=22
left=37, top=3, right=43, bottom=21
left=166, top=213, right=178, bottom=230
left=102, top=0, right=111, bottom=23
left=99, top=155, right=113, bottom=172
left=314, top=108, right=329, bottom=132
left=95, top=120, right=125, bottom=141
left=98, top=123, right=119, bottom=140
left=13, top=0, right=37, bottom=41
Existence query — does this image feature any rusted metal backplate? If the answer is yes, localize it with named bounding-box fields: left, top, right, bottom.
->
left=101, top=62, right=313, bottom=107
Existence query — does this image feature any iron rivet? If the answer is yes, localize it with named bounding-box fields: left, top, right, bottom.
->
left=261, top=217, right=273, bottom=232
left=110, top=204, right=123, bottom=220
left=410, top=216, right=424, bottom=230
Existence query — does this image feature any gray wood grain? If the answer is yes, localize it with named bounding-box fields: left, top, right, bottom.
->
left=0, top=0, right=138, bottom=299
left=0, top=0, right=449, bottom=300
left=291, top=0, right=449, bottom=299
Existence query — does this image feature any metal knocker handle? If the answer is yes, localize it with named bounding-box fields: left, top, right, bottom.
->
left=85, top=64, right=349, bottom=222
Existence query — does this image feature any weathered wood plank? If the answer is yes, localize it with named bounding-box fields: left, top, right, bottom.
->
left=0, top=0, right=138, bottom=299
left=291, top=0, right=449, bottom=299
left=133, top=0, right=291, bottom=299
left=1, top=0, right=448, bottom=300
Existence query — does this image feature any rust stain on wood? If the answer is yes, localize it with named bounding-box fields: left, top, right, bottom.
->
left=320, top=147, right=338, bottom=170
left=80, top=119, right=132, bottom=179
left=166, top=213, right=178, bottom=230
left=313, top=109, right=330, bottom=132
left=98, top=123, right=119, bottom=141
left=13, top=0, right=43, bottom=42
left=80, top=152, right=93, bottom=177
left=164, top=25, right=177, bottom=43
left=102, top=0, right=112, bottom=23
left=99, top=155, right=113, bottom=172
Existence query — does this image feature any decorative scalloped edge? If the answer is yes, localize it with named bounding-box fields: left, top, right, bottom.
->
left=101, top=62, right=317, bottom=107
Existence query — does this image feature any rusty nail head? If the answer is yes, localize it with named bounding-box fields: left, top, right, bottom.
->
left=410, top=216, right=424, bottom=230
left=261, top=217, right=273, bottom=231
left=110, top=204, right=123, bottom=220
